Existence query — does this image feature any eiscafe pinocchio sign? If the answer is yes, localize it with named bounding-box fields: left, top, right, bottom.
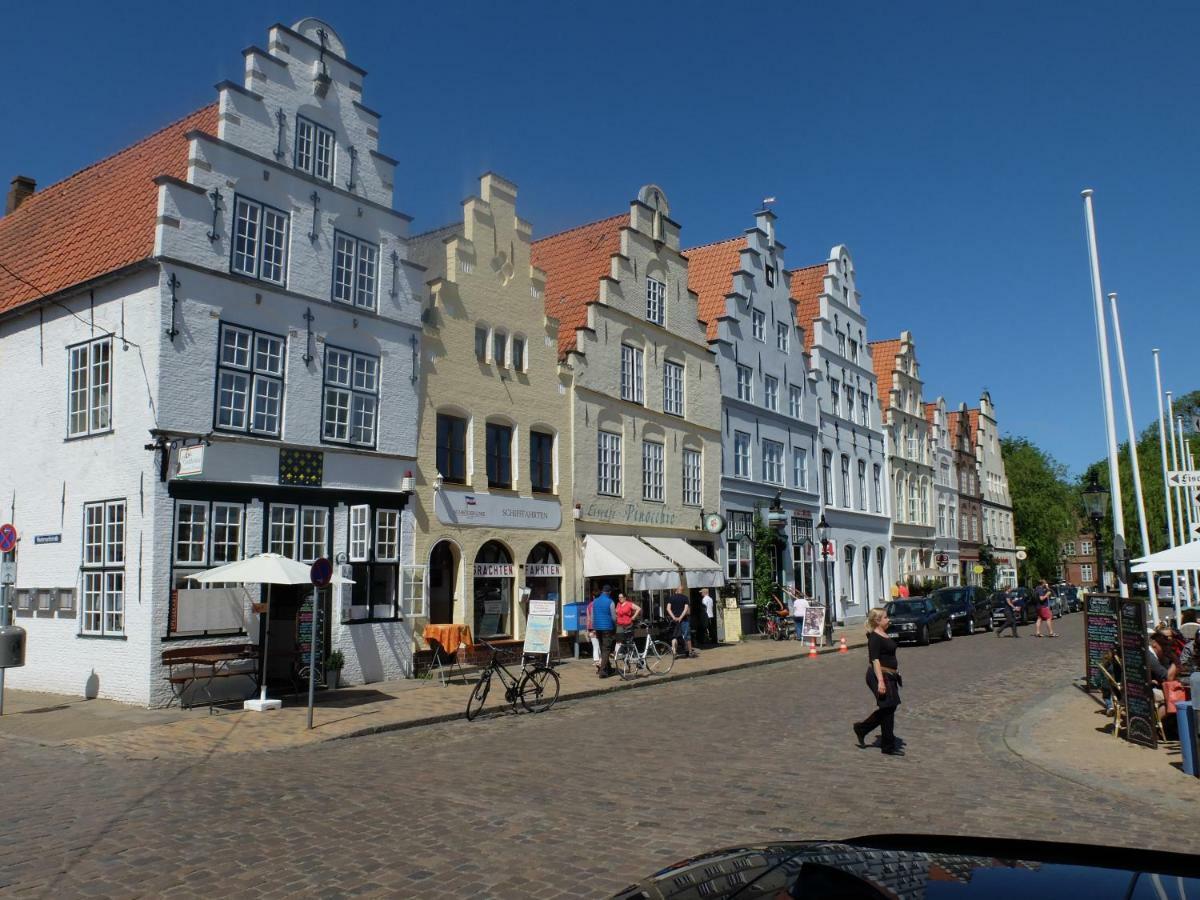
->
left=435, top=489, right=562, bottom=530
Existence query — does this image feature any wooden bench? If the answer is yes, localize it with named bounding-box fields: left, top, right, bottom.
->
left=162, top=643, right=259, bottom=710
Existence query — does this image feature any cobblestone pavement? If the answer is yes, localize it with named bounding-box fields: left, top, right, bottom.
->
left=1, top=614, right=1196, bottom=898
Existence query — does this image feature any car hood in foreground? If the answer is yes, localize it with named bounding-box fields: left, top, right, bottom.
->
left=612, top=835, right=1200, bottom=899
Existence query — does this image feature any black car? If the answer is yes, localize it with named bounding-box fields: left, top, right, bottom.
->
left=885, top=596, right=954, bottom=645
left=931, top=586, right=994, bottom=635
left=1055, top=582, right=1081, bottom=613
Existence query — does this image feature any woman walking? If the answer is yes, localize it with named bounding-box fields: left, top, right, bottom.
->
left=853, top=607, right=904, bottom=756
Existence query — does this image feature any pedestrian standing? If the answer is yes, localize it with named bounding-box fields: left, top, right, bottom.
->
left=667, top=587, right=696, bottom=658
left=853, top=607, right=904, bottom=756
left=613, top=591, right=642, bottom=659
left=1033, top=579, right=1057, bottom=638
left=593, top=584, right=617, bottom=678
left=699, top=587, right=716, bottom=645
left=791, top=593, right=807, bottom=642
left=996, top=589, right=1020, bottom=638
left=586, top=588, right=601, bottom=669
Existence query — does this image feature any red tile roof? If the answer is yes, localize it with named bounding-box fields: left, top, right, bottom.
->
left=923, top=401, right=939, bottom=429
left=948, top=409, right=979, bottom=449
left=787, top=263, right=826, bottom=352
left=682, top=236, right=745, bottom=341
left=531, top=213, right=627, bottom=359
left=0, top=105, right=218, bottom=317
left=868, top=338, right=901, bottom=411
left=967, top=408, right=980, bottom=444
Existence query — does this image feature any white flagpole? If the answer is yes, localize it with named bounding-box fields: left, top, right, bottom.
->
left=1108, top=294, right=1157, bottom=624
left=1153, top=350, right=1180, bottom=620
left=1081, top=190, right=1128, bottom=598
left=1178, top=416, right=1196, bottom=603
left=1169, top=392, right=1191, bottom=605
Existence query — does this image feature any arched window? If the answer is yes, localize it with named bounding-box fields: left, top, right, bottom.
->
left=861, top=546, right=871, bottom=604
left=844, top=544, right=856, bottom=607
left=894, top=475, right=904, bottom=523
left=897, top=548, right=907, bottom=578
left=877, top=547, right=886, bottom=599
left=474, top=541, right=514, bottom=639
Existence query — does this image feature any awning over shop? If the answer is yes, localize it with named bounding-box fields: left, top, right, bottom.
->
left=642, top=538, right=725, bottom=589
left=582, top=535, right=680, bottom=592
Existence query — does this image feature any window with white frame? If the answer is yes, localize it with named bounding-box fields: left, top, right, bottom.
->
left=873, top=464, right=883, bottom=513
left=1064, top=541, right=1076, bottom=555
left=948, top=504, right=956, bottom=539
left=268, top=505, right=298, bottom=558
left=909, top=479, right=919, bottom=523
left=682, top=448, right=702, bottom=506
left=346, top=505, right=403, bottom=620
left=511, top=335, right=525, bottom=372
left=620, top=344, right=644, bottom=404
left=792, top=446, right=808, bottom=489
left=215, top=323, right=285, bottom=437
left=895, top=477, right=905, bottom=522
left=67, top=337, right=112, bottom=437
left=663, top=360, right=684, bottom=416
left=736, top=365, right=753, bottom=402
left=332, top=232, right=379, bottom=310
left=762, top=440, right=784, bottom=485
left=860, top=391, right=870, bottom=425
left=323, top=346, right=379, bottom=447
left=734, top=431, right=752, bottom=478
left=349, top=505, right=371, bottom=562
left=841, top=455, right=851, bottom=507
left=401, top=564, right=427, bottom=617
left=776, top=321, right=790, bottom=352
left=295, top=116, right=335, bottom=182
left=174, top=502, right=208, bottom=565
left=642, top=441, right=664, bottom=502
left=375, top=509, right=400, bottom=562
left=849, top=338, right=859, bottom=363
left=857, top=460, right=867, bottom=510
left=646, top=277, right=665, bottom=325
left=751, top=309, right=766, bottom=341
left=493, top=330, right=507, bottom=367
left=1081, top=563, right=1093, bottom=583
left=822, top=451, right=833, bottom=504
left=844, top=384, right=856, bottom=423
left=836, top=331, right=846, bottom=357
left=789, top=384, right=802, bottom=419
left=1080, top=540, right=1093, bottom=555
left=597, top=430, right=622, bottom=496
left=299, top=507, right=329, bottom=563
left=763, top=375, right=779, bottom=411
left=81, top=500, right=124, bottom=636
left=232, top=196, right=288, bottom=285
left=830, top=379, right=841, bottom=415
left=474, top=325, right=488, bottom=361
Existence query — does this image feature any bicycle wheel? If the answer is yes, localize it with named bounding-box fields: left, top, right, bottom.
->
left=466, top=672, right=491, bottom=721
left=648, top=640, right=675, bottom=675
left=518, top=665, right=560, bottom=713
left=618, top=649, right=639, bottom=681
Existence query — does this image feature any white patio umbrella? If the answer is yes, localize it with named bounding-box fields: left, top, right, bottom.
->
left=189, top=553, right=353, bottom=711
left=1130, top=539, right=1200, bottom=573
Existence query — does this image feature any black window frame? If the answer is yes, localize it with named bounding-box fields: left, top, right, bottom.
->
left=294, top=115, right=335, bottom=183
left=230, top=194, right=289, bottom=287
left=331, top=230, right=380, bottom=311
left=486, top=421, right=514, bottom=489
left=530, top=429, right=554, bottom=494
left=212, top=321, right=287, bottom=438
left=321, top=344, right=380, bottom=449
left=436, top=413, right=468, bottom=484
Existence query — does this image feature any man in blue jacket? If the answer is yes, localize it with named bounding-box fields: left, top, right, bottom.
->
left=593, top=584, right=617, bottom=678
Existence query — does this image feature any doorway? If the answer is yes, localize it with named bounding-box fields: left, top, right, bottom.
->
left=429, top=540, right=459, bottom=624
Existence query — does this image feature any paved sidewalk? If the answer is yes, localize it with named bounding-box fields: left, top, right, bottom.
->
left=0, top=628, right=860, bottom=759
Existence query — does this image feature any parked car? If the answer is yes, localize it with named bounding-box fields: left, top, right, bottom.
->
left=885, top=596, right=954, bottom=645
left=991, top=588, right=1036, bottom=626
left=931, top=586, right=993, bottom=635
left=1055, top=583, right=1081, bottom=613
left=1156, top=574, right=1176, bottom=606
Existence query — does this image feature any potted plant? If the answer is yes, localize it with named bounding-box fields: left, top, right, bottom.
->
left=325, top=650, right=345, bottom=689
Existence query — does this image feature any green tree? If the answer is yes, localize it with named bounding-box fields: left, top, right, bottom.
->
left=978, top=542, right=997, bottom=591
left=751, top=510, right=778, bottom=613
left=1001, top=437, right=1076, bottom=584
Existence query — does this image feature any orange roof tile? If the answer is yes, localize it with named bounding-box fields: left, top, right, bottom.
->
left=868, top=338, right=901, bottom=410
left=787, top=263, right=826, bottom=352
left=967, top=408, right=980, bottom=444
left=531, top=213, right=626, bottom=359
left=682, top=236, right=745, bottom=341
left=923, top=401, right=939, bottom=429
left=0, top=105, right=218, bottom=318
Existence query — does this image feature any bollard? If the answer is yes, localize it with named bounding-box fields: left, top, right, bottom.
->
left=1178, top=701, right=1199, bottom=779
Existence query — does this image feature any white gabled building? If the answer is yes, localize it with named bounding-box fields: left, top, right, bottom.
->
left=791, top=248, right=892, bottom=623
left=0, top=20, right=425, bottom=706
left=925, top=396, right=960, bottom=585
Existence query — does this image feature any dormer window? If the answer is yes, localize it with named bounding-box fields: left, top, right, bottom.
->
left=765, top=266, right=776, bottom=287
left=295, top=116, right=335, bottom=182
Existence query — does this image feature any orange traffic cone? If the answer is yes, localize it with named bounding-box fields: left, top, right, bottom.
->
left=808, top=640, right=818, bottom=658
left=838, top=636, right=849, bottom=654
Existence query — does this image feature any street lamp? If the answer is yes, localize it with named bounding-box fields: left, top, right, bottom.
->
left=817, top=513, right=832, bottom=645
left=1082, top=472, right=1110, bottom=593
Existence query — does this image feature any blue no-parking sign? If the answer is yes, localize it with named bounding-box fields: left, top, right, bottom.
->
left=310, top=557, right=333, bottom=588
left=0, top=524, right=18, bottom=554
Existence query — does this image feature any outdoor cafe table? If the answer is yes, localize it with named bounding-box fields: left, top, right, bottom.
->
left=422, top=624, right=473, bottom=685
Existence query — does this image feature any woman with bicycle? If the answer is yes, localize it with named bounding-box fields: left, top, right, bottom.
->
left=613, top=592, right=642, bottom=658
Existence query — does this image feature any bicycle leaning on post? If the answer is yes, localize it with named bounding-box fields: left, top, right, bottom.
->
left=465, top=639, right=561, bottom=721
left=615, top=621, right=676, bottom=680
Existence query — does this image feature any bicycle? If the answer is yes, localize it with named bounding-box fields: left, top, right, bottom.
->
left=614, top=623, right=675, bottom=680
left=757, top=612, right=792, bottom=641
left=465, top=640, right=561, bottom=721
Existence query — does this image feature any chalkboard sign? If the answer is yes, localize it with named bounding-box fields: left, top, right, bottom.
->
left=296, top=593, right=324, bottom=682
left=1084, top=594, right=1119, bottom=690
left=1118, top=599, right=1157, bottom=749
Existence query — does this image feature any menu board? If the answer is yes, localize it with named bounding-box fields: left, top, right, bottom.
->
left=1084, top=594, right=1119, bottom=690
left=297, top=593, right=324, bottom=674
left=1118, top=599, right=1157, bottom=749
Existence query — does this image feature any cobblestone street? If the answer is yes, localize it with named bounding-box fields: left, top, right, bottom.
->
left=2, top=614, right=1196, bottom=898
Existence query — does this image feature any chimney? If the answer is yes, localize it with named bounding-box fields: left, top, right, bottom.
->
left=6, top=176, right=36, bottom=215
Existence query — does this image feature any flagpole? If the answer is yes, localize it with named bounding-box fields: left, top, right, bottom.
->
left=1081, top=190, right=1128, bottom=598
left=1107, top=294, right=1157, bottom=623
left=1169, top=392, right=1190, bottom=605
left=1178, top=415, right=1196, bottom=604
left=1153, top=350, right=1180, bottom=620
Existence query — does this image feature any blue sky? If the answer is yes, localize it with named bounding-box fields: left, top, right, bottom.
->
left=3, top=1, right=1196, bottom=475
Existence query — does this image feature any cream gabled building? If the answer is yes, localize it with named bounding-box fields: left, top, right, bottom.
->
left=532, top=187, right=723, bottom=617
left=408, top=174, right=575, bottom=643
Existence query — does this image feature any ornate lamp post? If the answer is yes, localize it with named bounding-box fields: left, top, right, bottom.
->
left=1082, top=473, right=1110, bottom=593
left=817, top=513, right=832, bottom=645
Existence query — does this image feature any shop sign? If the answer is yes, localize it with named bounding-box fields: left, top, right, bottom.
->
left=584, top=501, right=681, bottom=526
left=525, top=563, right=562, bottom=578
left=175, top=444, right=205, bottom=478
left=436, top=490, right=561, bottom=530
left=474, top=563, right=515, bottom=578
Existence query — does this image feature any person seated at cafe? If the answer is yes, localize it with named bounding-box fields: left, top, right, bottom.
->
left=1146, top=637, right=1173, bottom=717
left=1149, top=633, right=1179, bottom=683
left=1179, top=630, right=1200, bottom=678
left=1099, top=649, right=1122, bottom=716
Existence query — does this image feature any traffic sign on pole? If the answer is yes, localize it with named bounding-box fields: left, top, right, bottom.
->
left=0, top=524, right=17, bottom=554
left=1167, top=471, right=1200, bottom=488
left=1191, top=523, right=1200, bottom=542
left=310, top=557, right=333, bottom=588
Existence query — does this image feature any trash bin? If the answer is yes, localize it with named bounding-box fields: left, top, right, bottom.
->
left=0, top=625, right=26, bottom=668
left=1178, top=701, right=1199, bottom=778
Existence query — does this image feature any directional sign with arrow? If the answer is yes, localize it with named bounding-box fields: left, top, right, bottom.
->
left=1192, top=523, right=1200, bottom=542
left=1167, top=470, right=1200, bottom=488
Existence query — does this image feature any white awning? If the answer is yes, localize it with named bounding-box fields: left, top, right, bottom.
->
left=582, top=535, right=680, bottom=592
left=1131, top=539, right=1200, bottom=573
left=642, top=538, right=725, bottom=589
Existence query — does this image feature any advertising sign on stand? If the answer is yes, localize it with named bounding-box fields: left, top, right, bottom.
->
left=1084, top=594, right=1119, bottom=690
left=523, top=598, right=557, bottom=663
left=1118, top=598, right=1157, bottom=749
left=801, top=605, right=825, bottom=639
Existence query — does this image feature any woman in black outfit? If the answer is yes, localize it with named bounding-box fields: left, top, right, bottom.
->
left=853, top=607, right=904, bottom=756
